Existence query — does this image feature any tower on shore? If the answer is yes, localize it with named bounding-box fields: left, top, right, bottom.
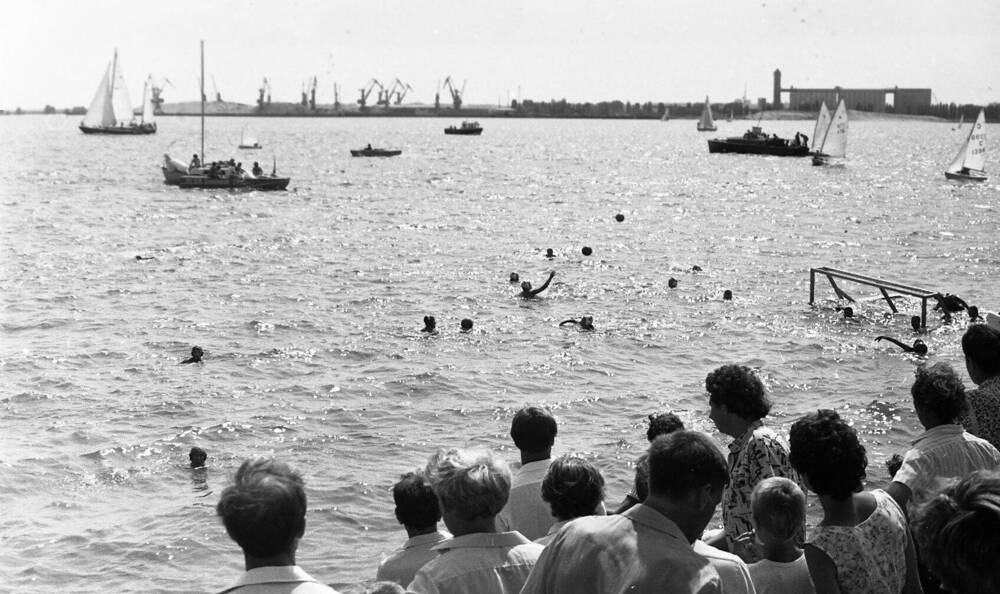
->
left=773, top=69, right=782, bottom=108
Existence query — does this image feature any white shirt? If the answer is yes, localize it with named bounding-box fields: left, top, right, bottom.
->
left=407, top=531, right=543, bottom=594
left=894, top=424, right=1000, bottom=502
left=748, top=555, right=814, bottom=594
left=376, top=530, right=450, bottom=586
left=495, top=459, right=555, bottom=540
left=693, top=540, right=757, bottom=594
left=218, top=566, right=340, bottom=594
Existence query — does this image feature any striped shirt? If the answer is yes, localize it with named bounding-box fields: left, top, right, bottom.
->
left=894, top=423, right=1000, bottom=504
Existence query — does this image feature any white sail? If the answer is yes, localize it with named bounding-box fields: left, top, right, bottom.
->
left=110, top=53, right=134, bottom=125
left=948, top=109, right=987, bottom=173
left=955, top=114, right=964, bottom=130
left=82, top=62, right=115, bottom=127
left=811, top=102, right=830, bottom=151
left=820, top=99, right=848, bottom=158
left=698, top=96, right=716, bottom=130
left=141, top=77, right=155, bottom=124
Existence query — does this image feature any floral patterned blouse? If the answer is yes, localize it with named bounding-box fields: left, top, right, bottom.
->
left=808, top=490, right=908, bottom=594
left=722, top=420, right=801, bottom=558
left=961, top=375, right=1000, bottom=450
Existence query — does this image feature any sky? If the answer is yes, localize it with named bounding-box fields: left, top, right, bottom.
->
left=2, top=0, right=998, bottom=111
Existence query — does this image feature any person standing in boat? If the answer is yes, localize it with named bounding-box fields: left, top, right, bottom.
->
left=252, top=162, right=263, bottom=177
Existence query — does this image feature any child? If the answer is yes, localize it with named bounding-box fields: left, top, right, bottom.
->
left=747, top=477, right=814, bottom=594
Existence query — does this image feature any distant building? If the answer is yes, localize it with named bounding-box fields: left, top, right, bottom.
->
left=772, top=70, right=931, bottom=114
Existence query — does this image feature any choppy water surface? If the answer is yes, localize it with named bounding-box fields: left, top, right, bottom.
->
left=1, top=114, right=997, bottom=592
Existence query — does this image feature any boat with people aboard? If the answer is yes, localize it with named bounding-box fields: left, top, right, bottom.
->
left=161, top=41, right=289, bottom=190
left=444, top=121, right=483, bottom=135
left=238, top=128, right=262, bottom=149
left=696, top=96, right=717, bottom=131
left=707, top=124, right=811, bottom=156
left=944, top=108, right=987, bottom=182
left=811, top=99, right=848, bottom=166
left=351, top=145, right=402, bottom=157
left=80, top=49, right=156, bottom=135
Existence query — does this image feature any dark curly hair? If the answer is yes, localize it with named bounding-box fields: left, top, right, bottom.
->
left=962, top=324, right=1000, bottom=375
left=510, top=406, right=557, bottom=453
left=647, top=412, right=685, bottom=442
left=705, top=364, right=772, bottom=421
left=911, top=362, right=967, bottom=423
left=392, top=471, right=441, bottom=529
left=913, top=470, right=1000, bottom=594
left=540, top=454, right=606, bottom=521
left=789, top=410, right=867, bottom=499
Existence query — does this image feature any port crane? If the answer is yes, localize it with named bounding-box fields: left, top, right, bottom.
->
left=358, top=78, right=383, bottom=109
left=257, top=78, right=272, bottom=107
left=150, top=77, right=172, bottom=113
left=212, top=76, right=222, bottom=102
left=387, top=78, right=413, bottom=104
left=301, top=76, right=317, bottom=109
left=443, top=76, right=465, bottom=109
left=333, top=82, right=340, bottom=110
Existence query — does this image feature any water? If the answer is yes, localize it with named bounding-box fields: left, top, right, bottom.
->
left=0, top=114, right=997, bottom=593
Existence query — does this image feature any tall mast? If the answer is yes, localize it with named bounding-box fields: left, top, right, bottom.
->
left=200, top=40, right=205, bottom=163
left=109, top=49, right=118, bottom=112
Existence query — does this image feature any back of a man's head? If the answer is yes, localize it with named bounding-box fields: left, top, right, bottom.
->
left=217, top=458, right=307, bottom=559
left=393, top=471, right=441, bottom=529
left=963, top=324, right=1000, bottom=376
left=510, top=406, right=557, bottom=453
left=425, top=447, right=511, bottom=522
left=648, top=431, right=728, bottom=500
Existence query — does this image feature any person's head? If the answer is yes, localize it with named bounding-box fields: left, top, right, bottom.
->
left=540, top=454, right=606, bottom=522
left=723, top=289, right=733, bottom=301
left=216, top=458, right=307, bottom=559
left=962, top=324, right=1000, bottom=384
left=521, top=281, right=532, bottom=292
left=668, top=277, right=678, bottom=288
left=424, top=447, right=510, bottom=530
left=510, top=406, right=557, bottom=454
left=422, top=315, right=436, bottom=331
left=706, top=364, right=771, bottom=435
left=190, top=346, right=204, bottom=359
left=646, top=412, right=685, bottom=442
left=750, top=477, right=806, bottom=546
left=460, top=318, right=473, bottom=332
left=911, top=315, right=922, bottom=332
left=579, top=316, right=594, bottom=330
left=843, top=306, right=854, bottom=318
left=648, top=430, right=728, bottom=506
left=789, top=409, right=866, bottom=500
left=913, top=470, right=1000, bottom=594
left=911, top=362, right=967, bottom=426
left=189, top=446, right=207, bottom=468
left=545, top=248, right=554, bottom=257
left=392, top=471, right=441, bottom=530
left=509, top=272, right=519, bottom=283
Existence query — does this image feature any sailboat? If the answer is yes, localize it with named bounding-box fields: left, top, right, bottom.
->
left=696, top=96, right=717, bottom=131
left=80, top=50, right=156, bottom=135
left=161, top=41, right=289, bottom=190
left=239, top=128, right=262, bottom=149
left=139, top=76, right=156, bottom=131
left=810, top=102, right=831, bottom=153
left=811, top=99, right=848, bottom=166
left=661, top=106, right=670, bottom=121
left=726, top=110, right=734, bottom=123
left=944, top=108, right=987, bottom=182
left=952, top=113, right=964, bottom=131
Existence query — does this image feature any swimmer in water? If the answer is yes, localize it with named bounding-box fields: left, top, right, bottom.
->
left=935, top=293, right=968, bottom=313
left=967, top=305, right=980, bottom=321
left=181, top=346, right=204, bottom=364
left=875, top=336, right=928, bottom=355
left=509, top=272, right=520, bottom=283
left=668, top=278, right=678, bottom=289
left=134, top=255, right=155, bottom=261
left=545, top=248, right=555, bottom=259
left=692, top=265, right=703, bottom=272
left=189, top=446, right=207, bottom=468
left=421, top=316, right=437, bottom=334
left=520, top=271, right=555, bottom=299
left=911, top=315, right=923, bottom=332
left=723, top=290, right=733, bottom=301
left=559, top=316, right=595, bottom=331
left=460, top=318, right=473, bottom=332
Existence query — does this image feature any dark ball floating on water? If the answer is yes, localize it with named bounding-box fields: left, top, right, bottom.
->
left=668, top=277, right=678, bottom=289
left=582, top=246, right=593, bottom=256
left=615, top=214, right=625, bottom=222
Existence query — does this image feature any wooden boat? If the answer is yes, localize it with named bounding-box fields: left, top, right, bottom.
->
left=944, top=108, right=987, bottom=182
left=351, top=147, right=402, bottom=157
left=444, top=121, right=483, bottom=135
left=80, top=50, right=156, bottom=135
left=708, top=125, right=810, bottom=156
left=696, top=96, right=717, bottom=131
left=161, top=41, right=289, bottom=191
left=812, top=99, right=848, bottom=166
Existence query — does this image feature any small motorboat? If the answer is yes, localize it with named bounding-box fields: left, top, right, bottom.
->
left=444, top=121, right=483, bottom=135
left=351, top=146, right=402, bottom=157
left=239, top=128, right=262, bottom=150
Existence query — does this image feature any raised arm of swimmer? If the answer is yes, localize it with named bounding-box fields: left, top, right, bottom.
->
left=520, top=271, right=555, bottom=298
left=875, top=336, right=928, bottom=355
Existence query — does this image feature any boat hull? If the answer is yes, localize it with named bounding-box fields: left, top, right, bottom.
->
left=444, top=128, right=482, bottom=135
left=161, top=167, right=289, bottom=190
left=351, top=149, right=402, bottom=157
left=944, top=170, right=987, bottom=182
left=708, top=138, right=810, bottom=157
left=80, top=123, right=156, bottom=135
left=238, top=144, right=262, bottom=150
left=697, top=125, right=717, bottom=132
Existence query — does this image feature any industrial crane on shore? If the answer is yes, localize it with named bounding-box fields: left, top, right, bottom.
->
left=386, top=78, right=413, bottom=105
left=358, top=78, right=383, bottom=109
left=150, top=77, right=172, bottom=114
left=301, top=76, right=317, bottom=109
left=212, top=76, right=222, bottom=102
left=443, top=76, right=465, bottom=109
left=257, top=78, right=272, bottom=107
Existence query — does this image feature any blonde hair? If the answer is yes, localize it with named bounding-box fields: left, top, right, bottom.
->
left=425, top=447, right=511, bottom=521
left=751, top=477, right=805, bottom=540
